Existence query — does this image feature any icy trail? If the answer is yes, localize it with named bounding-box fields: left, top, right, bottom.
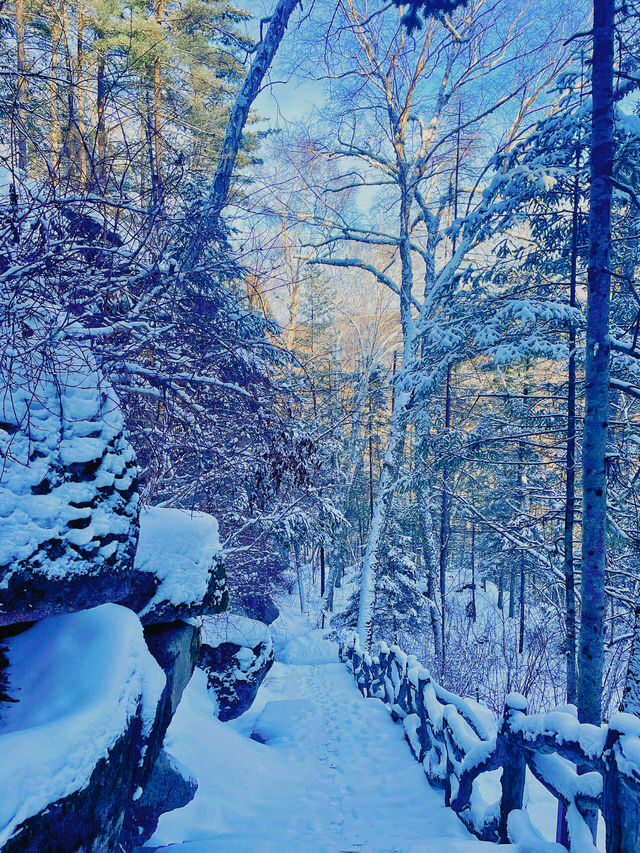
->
left=146, top=622, right=509, bottom=853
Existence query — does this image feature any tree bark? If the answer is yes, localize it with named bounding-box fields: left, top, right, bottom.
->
left=15, top=0, right=28, bottom=173
left=205, top=0, right=300, bottom=222
left=577, top=0, right=615, bottom=727
left=357, top=169, right=417, bottom=649
left=422, top=489, right=443, bottom=664
left=564, top=142, right=581, bottom=707
left=623, top=600, right=640, bottom=714
left=293, top=541, right=305, bottom=615
left=518, top=551, right=525, bottom=654
left=152, top=0, right=165, bottom=204
left=470, top=523, right=476, bottom=622
left=439, top=365, right=452, bottom=668
left=76, top=0, right=87, bottom=187
left=96, top=56, right=107, bottom=189
left=50, top=14, right=61, bottom=178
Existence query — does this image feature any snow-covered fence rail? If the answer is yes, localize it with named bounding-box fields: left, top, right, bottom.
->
left=339, top=635, right=640, bottom=853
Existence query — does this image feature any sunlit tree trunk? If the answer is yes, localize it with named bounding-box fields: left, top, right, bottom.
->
left=152, top=0, right=165, bottom=205
left=357, top=171, right=416, bottom=648
left=50, top=13, right=61, bottom=178
left=15, top=0, right=28, bottom=173
left=76, top=0, right=87, bottom=187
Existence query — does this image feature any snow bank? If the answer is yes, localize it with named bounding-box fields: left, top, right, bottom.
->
left=0, top=604, right=165, bottom=845
left=279, top=629, right=339, bottom=665
left=136, top=507, right=224, bottom=620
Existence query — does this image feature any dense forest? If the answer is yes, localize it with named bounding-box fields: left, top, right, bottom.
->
left=3, top=0, right=640, bottom=851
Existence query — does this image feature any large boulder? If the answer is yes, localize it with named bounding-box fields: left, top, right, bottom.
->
left=0, top=604, right=165, bottom=852
left=143, top=620, right=199, bottom=718
left=199, top=615, right=274, bottom=722
left=0, top=342, right=150, bottom=626
left=120, top=620, right=200, bottom=848
left=135, top=507, right=227, bottom=625
left=126, top=749, right=197, bottom=848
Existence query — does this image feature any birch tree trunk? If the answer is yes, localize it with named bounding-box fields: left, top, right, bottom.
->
left=577, top=0, right=615, bottom=727
left=357, top=171, right=417, bottom=649
left=356, top=392, right=410, bottom=647
left=293, top=541, right=305, bottom=615
left=439, top=365, right=452, bottom=665
left=422, top=487, right=443, bottom=665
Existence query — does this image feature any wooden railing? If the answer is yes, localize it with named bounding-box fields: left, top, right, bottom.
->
left=339, top=635, right=640, bottom=853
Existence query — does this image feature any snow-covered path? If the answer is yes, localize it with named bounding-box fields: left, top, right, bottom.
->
left=146, top=627, right=504, bottom=853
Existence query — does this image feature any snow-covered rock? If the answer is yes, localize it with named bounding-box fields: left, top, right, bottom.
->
left=124, top=748, right=197, bottom=848
left=135, top=507, right=227, bottom=624
left=0, top=342, right=147, bottom=625
left=199, top=614, right=274, bottom=721
left=143, top=620, right=200, bottom=719
left=120, top=619, right=201, bottom=847
left=0, top=604, right=165, bottom=852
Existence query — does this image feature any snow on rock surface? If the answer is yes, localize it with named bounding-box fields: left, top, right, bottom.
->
left=0, top=341, right=144, bottom=624
left=0, top=604, right=165, bottom=847
left=135, top=507, right=227, bottom=623
left=198, top=614, right=274, bottom=722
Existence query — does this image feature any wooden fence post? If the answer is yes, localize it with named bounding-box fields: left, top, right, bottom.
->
left=498, top=694, right=527, bottom=843
left=603, top=721, right=640, bottom=853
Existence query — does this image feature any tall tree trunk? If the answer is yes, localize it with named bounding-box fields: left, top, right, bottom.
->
left=15, top=0, right=28, bottom=174
left=564, top=142, right=581, bottom=707
left=470, top=523, right=476, bottom=623
left=356, top=394, right=409, bottom=647
left=623, top=599, right=640, bottom=714
left=60, top=0, right=78, bottom=182
left=152, top=0, right=165, bottom=204
left=76, top=0, right=87, bottom=187
left=422, top=488, right=443, bottom=664
left=293, top=541, right=305, bottom=615
left=205, top=0, right=301, bottom=223
left=508, top=560, right=517, bottom=619
left=357, top=171, right=417, bottom=649
left=577, top=0, right=615, bottom=727
left=518, top=551, right=525, bottom=654
left=50, top=14, right=61, bottom=178
left=368, top=396, right=374, bottom=521
left=96, top=56, right=107, bottom=189
left=439, top=365, right=452, bottom=670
